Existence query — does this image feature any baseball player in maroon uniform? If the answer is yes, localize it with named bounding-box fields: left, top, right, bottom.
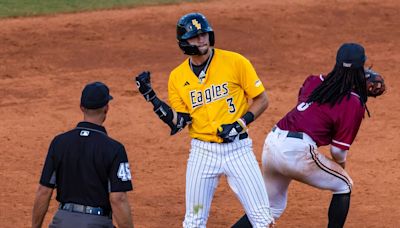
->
left=232, top=43, right=369, bottom=228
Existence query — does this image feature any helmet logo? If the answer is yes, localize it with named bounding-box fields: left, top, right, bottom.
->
left=192, top=19, right=202, bottom=30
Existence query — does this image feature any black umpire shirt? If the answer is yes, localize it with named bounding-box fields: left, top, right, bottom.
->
left=39, top=121, right=133, bottom=210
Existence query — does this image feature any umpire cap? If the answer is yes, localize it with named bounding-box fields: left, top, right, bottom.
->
left=80, top=82, right=113, bottom=109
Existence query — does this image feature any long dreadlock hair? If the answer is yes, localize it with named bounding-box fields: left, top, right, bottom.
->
left=307, top=65, right=368, bottom=107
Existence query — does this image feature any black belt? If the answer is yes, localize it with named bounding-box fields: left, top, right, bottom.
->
left=59, top=203, right=112, bottom=218
left=196, top=132, right=248, bottom=143
left=272, top=126, right=303, bottom=139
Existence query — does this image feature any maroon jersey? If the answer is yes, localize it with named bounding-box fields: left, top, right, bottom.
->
left=277, top=75, right=365, bottom=150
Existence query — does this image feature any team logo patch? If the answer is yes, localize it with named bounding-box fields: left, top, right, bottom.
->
left=255, top=80, right=262, bottom=87
left=192, top=19, right=201, bottom=30
left=80, top=130, right=90, bottom=137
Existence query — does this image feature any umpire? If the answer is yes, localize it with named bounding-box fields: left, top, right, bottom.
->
left=32, top=82, right=134, bottom=228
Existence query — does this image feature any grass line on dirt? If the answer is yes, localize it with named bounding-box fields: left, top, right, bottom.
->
left=0, top=0, right=201, bottom=18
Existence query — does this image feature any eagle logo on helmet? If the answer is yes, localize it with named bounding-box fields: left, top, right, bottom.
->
left=176, top=13, right=215, bottom=55
left=192, top=19, right=202, bottom=30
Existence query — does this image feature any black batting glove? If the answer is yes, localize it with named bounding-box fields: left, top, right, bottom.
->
left=135, top=71, right=156, bottom=102
left=217, top=119, right=246, bottom=143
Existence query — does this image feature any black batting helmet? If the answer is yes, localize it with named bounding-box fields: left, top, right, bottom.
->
left=176, top=13, right=215, bottom=55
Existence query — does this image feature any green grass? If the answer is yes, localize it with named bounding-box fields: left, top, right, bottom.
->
left=0, top=0, right=200, bottom=18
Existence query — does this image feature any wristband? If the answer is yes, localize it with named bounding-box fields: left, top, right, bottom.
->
left=236, top=118, right=247, bottom=131
left=241, top=111, right=255, bottom=125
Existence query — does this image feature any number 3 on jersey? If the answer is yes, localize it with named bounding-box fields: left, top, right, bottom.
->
left=117, top=162, right=132, bottom=181
left=226, top=97, right=236, bottom=113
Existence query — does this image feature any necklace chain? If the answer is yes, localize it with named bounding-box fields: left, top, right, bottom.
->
left=190, top=49, right=214, bottom=83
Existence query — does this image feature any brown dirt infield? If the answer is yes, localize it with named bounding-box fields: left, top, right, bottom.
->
left=0, top=0, right=399, bottom=227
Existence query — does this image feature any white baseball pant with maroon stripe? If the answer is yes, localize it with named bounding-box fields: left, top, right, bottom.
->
left=262, top=127, right=353, bottom=219
left=183, top=137, right=274, bottom=228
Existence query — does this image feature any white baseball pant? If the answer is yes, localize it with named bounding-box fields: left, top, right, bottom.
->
left=183, top=137, right=274, bottom=228
left=262, top=126, right=353, bottom=219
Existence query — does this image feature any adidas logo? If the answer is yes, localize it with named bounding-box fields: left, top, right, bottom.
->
left=184, top=81, right=190, bottom=86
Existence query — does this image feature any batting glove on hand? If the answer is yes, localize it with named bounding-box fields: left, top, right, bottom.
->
left=135, top=71, right=156, bottom=102
left=217, top=119, right=246, bottom=143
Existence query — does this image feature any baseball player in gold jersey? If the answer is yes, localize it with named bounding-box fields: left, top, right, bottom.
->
left=135, top=12, right=274, bottom=227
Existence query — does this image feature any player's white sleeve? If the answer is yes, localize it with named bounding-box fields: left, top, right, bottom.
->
left=330, top=145, right=348, bottom=163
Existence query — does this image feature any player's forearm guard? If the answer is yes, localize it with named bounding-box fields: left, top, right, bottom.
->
left=151, top=97, right=191, bottom=135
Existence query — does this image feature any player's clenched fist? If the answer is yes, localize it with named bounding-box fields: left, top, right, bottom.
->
left=135, top=71, right=156, bottom=101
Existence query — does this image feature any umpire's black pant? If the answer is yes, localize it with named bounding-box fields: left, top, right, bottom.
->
left=49, top=209, right=114, bottom=228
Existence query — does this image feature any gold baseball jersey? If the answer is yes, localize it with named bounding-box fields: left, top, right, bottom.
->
left=168, top=48, right=265, bottom=142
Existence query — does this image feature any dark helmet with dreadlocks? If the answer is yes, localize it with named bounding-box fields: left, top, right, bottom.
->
left=307, top=43, right=368, bottom=106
